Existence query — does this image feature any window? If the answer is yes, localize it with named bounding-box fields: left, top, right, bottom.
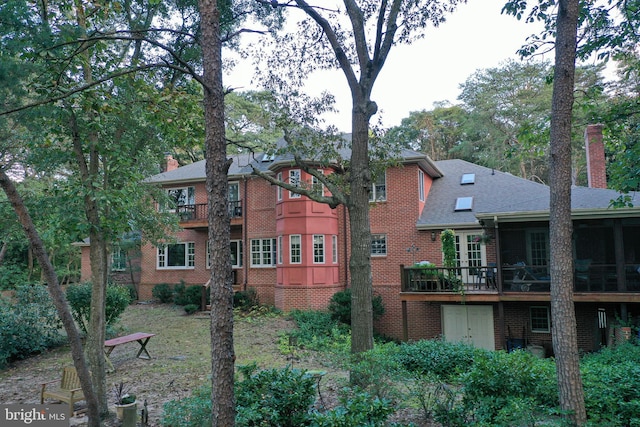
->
left=526, top=230, right=549, bottom=266
left=111, top=245, right=127, bottom=271
left=312, top=170, right=324, bottom=197
left=158, top=242, right=195, bottom=269
left=313, top=235, right=325, bottom=263
left=419, top=170, right=425, bottom=201
left=461, top=173, right=476, bottom=185
left=278, top=236, right=283, bottom=264
left=290, top=235, right=301, bottom=264
left=530, top=306, right=550, bottom=332
left=371, top=234, right=387, bottom=256
left=251, top=238, right=276, bottom=267
left=164, top=186, right=195, bottom=210
left=207, top=240, right=243, bottom=268
left=455, top=196, right=473, bottom=211
left=369, top=172, right=386, bottom=202
left=332, top=235, right=338, bottom=263
left=289, top=169, right=301, bottom=198
left=277, top=172, right=283, bottom=201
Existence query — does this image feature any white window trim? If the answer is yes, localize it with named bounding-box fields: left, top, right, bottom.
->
left=313, top=234, right=325, bottom=264
left=371, top=234, right=387, bottom=257
left=277, top=235, right=283, bottom=264
left=164, top=186, right=195, bottom=211
left=277, top=172, right=283, bottom=201
left=530, top=306, right=551, bottom=333
left=290, top=235, right=302, bottom=264
left=157, top=242, right=195, bottom=269
left=250, top=238, right=277, bottom=267
left=289, top=169, right=301, bottom=199
left=369, top=171, right=387, bottom=202
left=332, top=235, right=338, bottom=264
left=418, top=170, right=425, bottom=202
left=111, top=245, right=127, bottom=271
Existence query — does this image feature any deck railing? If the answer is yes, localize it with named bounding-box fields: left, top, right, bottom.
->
left=175, top=200, right=242, bottom=221
left=402, top=263, right=640, bottom=294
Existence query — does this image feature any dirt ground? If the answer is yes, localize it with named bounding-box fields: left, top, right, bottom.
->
left=0, top=303, right=430, bottom=426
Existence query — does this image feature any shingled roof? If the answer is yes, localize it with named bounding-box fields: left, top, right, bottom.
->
left=418, top=159, right=640, bottom=229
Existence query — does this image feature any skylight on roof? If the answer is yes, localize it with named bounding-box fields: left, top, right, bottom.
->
left=455, top=196, right=473, bottom=211
left=461, top=173, right=475, bottom=185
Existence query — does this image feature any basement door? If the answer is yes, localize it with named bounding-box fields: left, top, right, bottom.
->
left=442, top=305, right=495, bottom=350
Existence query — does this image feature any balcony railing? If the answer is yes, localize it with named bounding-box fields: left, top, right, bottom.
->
left=401, top=266, right=497, bottom=293
left=402, top=263, right=640, bottom=294
left=175, top=200, right=242, bottom=222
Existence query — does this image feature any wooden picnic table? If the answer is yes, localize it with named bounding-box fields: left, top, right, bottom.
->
left=104, top=332, right=155, bottom=371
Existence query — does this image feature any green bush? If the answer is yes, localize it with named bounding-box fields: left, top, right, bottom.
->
left=162, top=384, right=212, bottom=427
left=236, top=363, right=317, bottom=427
left=394, top=339, right=482, bottom=382
left=152, top=283, right=173, bottom=303
left=581, top=343, right=640, bottom=426
left=289, top=310, right=351, bottom=352
left=234, top=288, right=259, bottom=311
left=328, top=289, right=385, bottom=325
left=66, top=283, right=131, bottom=334
left=0, top=285, right=65, bottom=368
left=124, top=284, right=137, bottom=301
left=183, top=304, right=199, bottom=315
left=310, top=388, right=395, bottom=427
left=0, top=264, right=30, bottom=290
left=174, top=284, right=204, bottom=307
left=348, top=343, right=403, bottom=400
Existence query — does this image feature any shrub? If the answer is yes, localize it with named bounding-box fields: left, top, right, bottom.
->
left=235, top=363, right=317, bottom=427
left=174, top=284, right=204, bottom=307
left=0, top=264, right=30, bottom=290
left=581, top=343, right=640, bottom=426
left=234, top=288, right=259, bottom=311
left=347, top=343, right=403, bottom=400
left=184, top=304, right=199, bottom=315
left=288, top=310, right=351, bottom=352
left=310, top=388, right=395, bottom=427
left=0, top=285, right=65, bottom=368
left=152, top=283, right=173, bottom=303
left=328, top=289, right=384, bottom=325
left=162, top=384, right=212, bottom=427
left=124, top=284, right=137, bottom=302
left=394, top=338, right=482, bottom=382
left=66, top=283, right=131, bottom=334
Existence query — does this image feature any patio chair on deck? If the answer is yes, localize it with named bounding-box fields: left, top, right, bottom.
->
left=575, top=259, right=592, bottom=291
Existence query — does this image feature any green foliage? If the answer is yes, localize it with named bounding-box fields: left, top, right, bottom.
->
left=0, top=264, right=30, bottom=290
left=174, top=283, right=204, bottom=307
left=162, top=384, right=212, bottom=427
left=235, top=363, right=317, bottom=427
left=288, top=310, right=350, bottom=352
left=152, top=283, right=173, bottom=303
left=124, top=284, right=137, bottom=302
left=327, top=289, right=385, bottom=326
left=234, top=288, right=260, bottom=311
left=347, top=343, right=403, bottom=401
left=0, top=285, right=64, bottom=368
left=581, top=343, right=640, bottom=426
left=459, top=350, right=558, bottom=424
left=183, top=304, right=199, bottom=315
left=310, top=388, right=395, bottom=427
left=440, top=230, right=456, bottom=269
left=65, top=283, right=131, bottom=334
left=394, top=339, right=482, bottom=382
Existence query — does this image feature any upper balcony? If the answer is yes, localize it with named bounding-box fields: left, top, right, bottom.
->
left=176, top=200, right=243, bottom=228
left=400, top=263, right=640, bottom=303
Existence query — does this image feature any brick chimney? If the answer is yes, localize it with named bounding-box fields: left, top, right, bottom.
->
left=584, top=124, right=607, bottom=188
left=164, top=154, right=179, bottom=172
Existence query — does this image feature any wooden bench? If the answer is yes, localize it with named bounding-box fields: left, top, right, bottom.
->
left=104, top=332, right=156, bottom=371
left=40, top=367, right=85, bottom=417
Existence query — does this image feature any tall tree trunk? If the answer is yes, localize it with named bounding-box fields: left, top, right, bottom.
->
left=549, top=0, right=586, bottom=425
left=0, top=241, right=7, bottom=265
left=348, top=101, right=374, bottom=356
left=0, top=170, right=100, bottom=427
left=199, top=1, right=236, bottom=425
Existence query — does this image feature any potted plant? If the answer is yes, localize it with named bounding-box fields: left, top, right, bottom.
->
left=113, top=382, right=137, bottom=424
left=614, top=313, right=634, bottom=344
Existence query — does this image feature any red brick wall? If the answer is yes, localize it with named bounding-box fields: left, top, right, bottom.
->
left=585, top=124, right=607, bottom=189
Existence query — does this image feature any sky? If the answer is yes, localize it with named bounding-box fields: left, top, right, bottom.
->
left=223, top=0, right=549, bottom=132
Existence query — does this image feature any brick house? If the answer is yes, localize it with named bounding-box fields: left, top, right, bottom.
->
left=78, top=126, right=640, bottom=354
